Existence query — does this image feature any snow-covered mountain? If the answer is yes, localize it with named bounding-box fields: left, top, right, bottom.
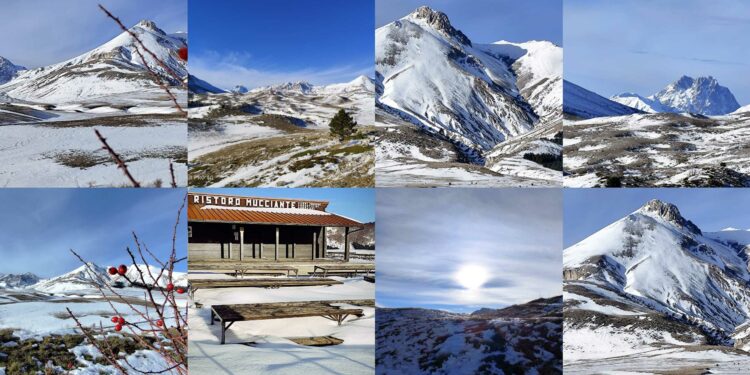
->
left=733, top=104, right=750, bottom=114
left=610, top=92, right=676, bottom=113
left=0, top=56, right=25, bottom=84
left=563, top=80, right=644, bottom=119
left=0, top=272, right=40, bottom=289
left=376, top=6, right=539, bottom=155
left=231, top=85, right=248, bottom=94
left=652, top=76, right=740, bottom=115
left=31, top=263, right=111, bottom=293
left=564, top=199, right=750, bottom=353
left=377, top=296, right=562, bottom=374
left=188, top=74, right=226, bottom=94
left=110, top=264, right=188, bottom=289
left=0, top=20, right=187, bottom=104
left=480, top=40, right=562, bottom=125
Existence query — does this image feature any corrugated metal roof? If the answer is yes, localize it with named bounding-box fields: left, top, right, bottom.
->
left=187, top=204, right=362, bottom=227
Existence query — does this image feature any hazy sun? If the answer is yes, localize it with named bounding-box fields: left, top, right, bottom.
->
left=454, top=264, right=490, bottom=290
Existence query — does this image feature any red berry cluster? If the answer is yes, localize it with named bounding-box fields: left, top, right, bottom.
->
left=178, top=47, right=188, bottom=61
left=110, top=316, right=126, bottom=331
left=107, top=264, right=128, bottom=276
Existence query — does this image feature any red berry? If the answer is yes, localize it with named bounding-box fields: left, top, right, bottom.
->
left=178, top=47, right=188, bottom=61
left=117, top=317, right=125, bottom=325
left=176, top=287, right=186, bottom=294
left=107, top=267, right=117, bottom=275
left=117, top=265, right=127, bottom=276
left=110, top=316, right=118, bottom=323
left=166, top=283, right=174, bottom=292
left=156, top=319, right=164, bottom=327
left=114, top=324, right=122, bottom=332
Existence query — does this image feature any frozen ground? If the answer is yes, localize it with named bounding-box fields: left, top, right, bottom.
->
left=564, top=112, right=750, bottom=187
left=188, top=275, right=374, bottom=375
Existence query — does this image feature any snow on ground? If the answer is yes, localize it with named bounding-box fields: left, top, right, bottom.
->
left=188, top=121, right=282, bottom=160
left=0, top=120, right=186, bottom=187
left=188, top=277, right=374, bottom=375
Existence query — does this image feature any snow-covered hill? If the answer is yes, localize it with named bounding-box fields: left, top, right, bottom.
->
left=377, top=297, right=562, bottom=374
left=31, top=263, right=111, bottom=293
left=733, top=104, right=750, bottom=114
left=0, top=20, right=187, bottom=104
left=563, top=80, right=643, bottom=119
left=564, top=199, right=750, bottom=368
left=0, top=56, right=25, bottom=84
left=231, top=85, right=248, bottom=94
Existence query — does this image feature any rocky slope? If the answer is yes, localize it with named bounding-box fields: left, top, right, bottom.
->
left=0, top=272, right=40, bottom=289
left=563, top=80, right=643, bottom=119
left=564, top=200, right=750, bottom=370
left=377, top=297, right=562, bottom=374
left=326, top=222, right=375, bottom=249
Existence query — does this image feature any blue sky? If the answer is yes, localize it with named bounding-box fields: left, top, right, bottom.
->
left=189, top=0, right=374, bottom=90
left=191, top=188, right=375, bottom=223
left=376, top=189, right=562, bottom=313
left=0, top=189, right=187, bottom=277
left=377, top=0, right=562, bottom=45
left=564, top=189, right=750, bottom=248
left=565, top=0, right=750, bottom=105
left=0, top=0, right=186, bottom=69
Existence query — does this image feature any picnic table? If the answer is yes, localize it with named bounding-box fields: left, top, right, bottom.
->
left=210, top=299, right=374, bottom=344
left=312, top=264, right=375, bottom=277
left=188, top=263, right=299, bottom=277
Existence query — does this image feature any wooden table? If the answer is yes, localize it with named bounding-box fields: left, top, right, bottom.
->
left=210, top=299, right=373, bottom=344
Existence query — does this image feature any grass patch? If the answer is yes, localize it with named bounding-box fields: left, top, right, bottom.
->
left=330, top=144, right=372, bottom=156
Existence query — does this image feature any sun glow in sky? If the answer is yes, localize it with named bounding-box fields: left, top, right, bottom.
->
left=454, top=264, right=490, bottom=290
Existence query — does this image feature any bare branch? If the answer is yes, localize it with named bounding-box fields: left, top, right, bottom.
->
left=95, top=129, right=141, bottom=187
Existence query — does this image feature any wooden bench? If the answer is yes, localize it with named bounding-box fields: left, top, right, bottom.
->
left=210, top=299, right=373, bottom=344
left=188, top=263, right=299, bottom=277
left=312, top=264, right=375, bottom=277
left=189, top=278, right=342, bottom=297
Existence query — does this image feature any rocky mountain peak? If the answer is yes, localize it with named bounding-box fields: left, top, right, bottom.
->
left=0, top=56, right=26, bottom=84
left=637, top=199, right=702, bottom=235
left=134, top=19, right=162, bottom=33
left=231, top=85, right=248, bottom=94
left=408, top=6, right=472, bottom=46
left=653, top=75, right=740, bottom=115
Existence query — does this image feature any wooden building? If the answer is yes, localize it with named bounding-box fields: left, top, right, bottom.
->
left=187, top=193, right=363, bottom=262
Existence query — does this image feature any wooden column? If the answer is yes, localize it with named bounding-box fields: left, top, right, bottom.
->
left=344, top=227, right=350, bottom=262
left=321, top=226, right=327, bottom=259
left=313, top=231, right=317, bottom=260
left=292, top=243, right=296, bottom=259
left=275, top=227, right=279, bottom=261
left=239, top=227, right=244, bottom=261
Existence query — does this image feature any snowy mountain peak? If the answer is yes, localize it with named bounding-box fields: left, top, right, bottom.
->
left=133, top=19, right=163, bottom=33
left=273, top=81, right=314, bottom=93
left=636, top=199, right=702, bottom=235
left=0, top=56, right=26, bottom=84
left=653, top=75, right=740, bottom=115
left=231, top=85, right=248, bottom=94
left=406, top=6, right=472, bottom=46
left=31, top=262, right=110, bottom=293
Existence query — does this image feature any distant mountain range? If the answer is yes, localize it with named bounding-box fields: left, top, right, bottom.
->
left=565, top=76, right=742, bottom=118
left=377, top=296, right=562, bottom=374
left=0, top=263, right=187, bottom=293
left=0, top=20, right=187, bottom=104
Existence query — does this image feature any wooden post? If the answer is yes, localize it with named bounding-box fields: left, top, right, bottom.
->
left=344, top=227, right=350, bottom=262
left=275, top=226, right=279, bottom=261
left=313, top=231, right=317, bottom=259
left=239, top=227, right=244, bottom=261
left=321, top=226, right=327, bottom=259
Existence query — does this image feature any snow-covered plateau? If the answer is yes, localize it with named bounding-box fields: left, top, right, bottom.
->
left=374, top=6, right=562, bottom=187
left=188, top=76, right=375, bottom=187
left=187, top=273, right=374, bottom=375
left=0, top=263, right=188, bottom=374
left=0, top=20, right=188, bottom=187
left=563, top=199, right=750, bottom=373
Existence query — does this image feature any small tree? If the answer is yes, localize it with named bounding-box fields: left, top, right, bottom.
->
left=329, top=109, right=357, bottom=141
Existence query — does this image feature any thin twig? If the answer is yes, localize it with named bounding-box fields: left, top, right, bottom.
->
left=95, top=129, right=141, bottom=187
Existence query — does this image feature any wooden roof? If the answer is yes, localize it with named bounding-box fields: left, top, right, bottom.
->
left=188, top=204, right=362, bottom=227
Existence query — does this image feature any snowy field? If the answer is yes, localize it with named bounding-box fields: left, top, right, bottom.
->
left=188, top=275, right=375, bottom=375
